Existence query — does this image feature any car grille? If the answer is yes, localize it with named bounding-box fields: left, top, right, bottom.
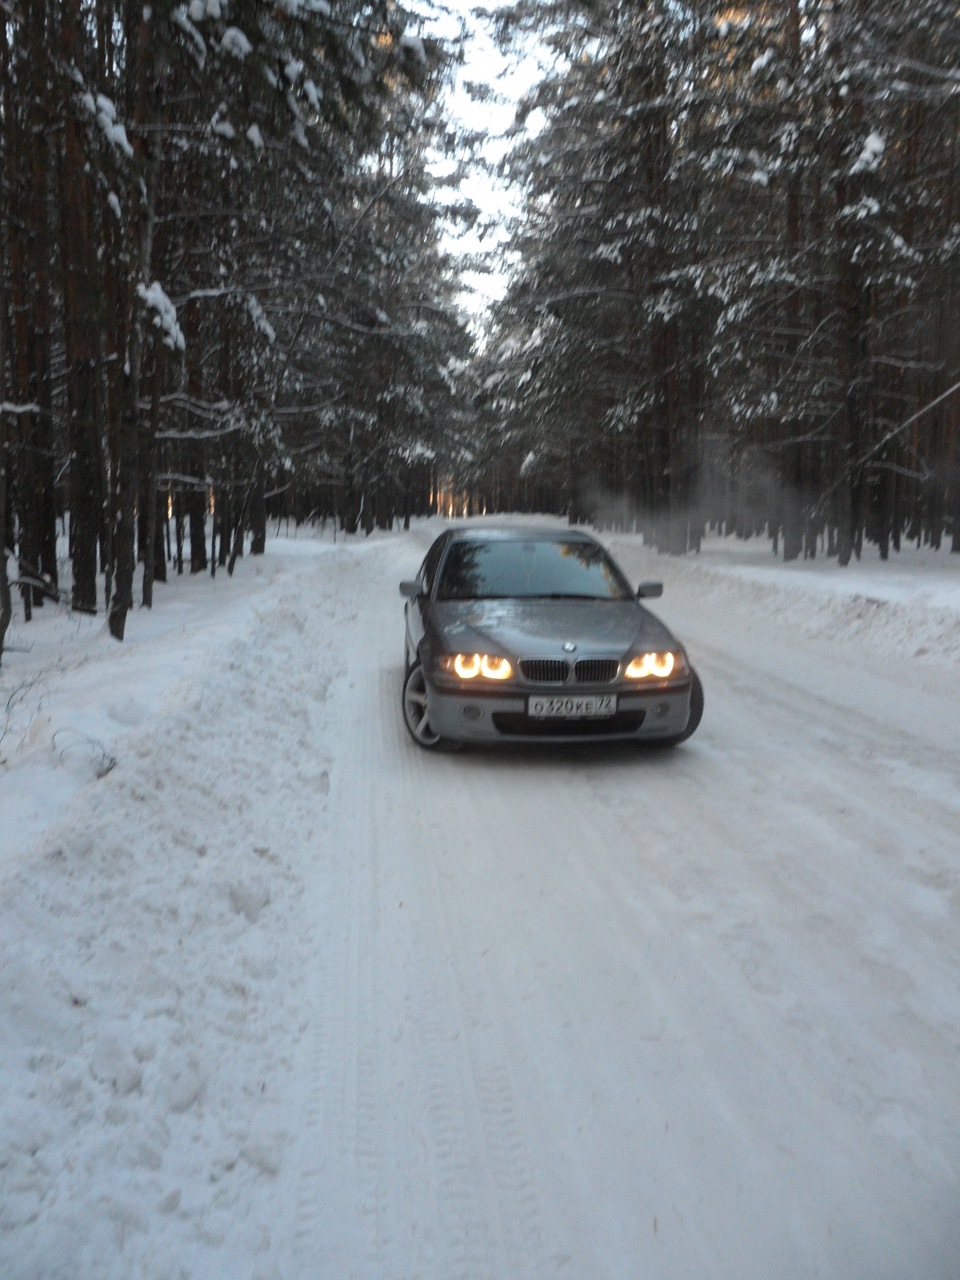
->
left=574, top=658, right=619, bottom=684
left=519, top=658, right=568, bottom=684
left=518, top=657, right=620, bottom=685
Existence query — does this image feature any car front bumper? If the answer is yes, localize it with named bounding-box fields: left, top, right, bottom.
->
left=424, top=677, right=693, bottom=745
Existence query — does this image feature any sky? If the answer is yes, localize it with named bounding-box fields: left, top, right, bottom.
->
left=422, top=1, right=547, bottom=309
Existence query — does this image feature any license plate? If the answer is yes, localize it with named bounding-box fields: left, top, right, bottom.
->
left=528, top=694, right=617, bottom=719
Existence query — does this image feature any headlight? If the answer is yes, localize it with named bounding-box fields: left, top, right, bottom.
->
left=625, top=651, right=683, bottom=679
left=440, top=653, right=514, bottom=681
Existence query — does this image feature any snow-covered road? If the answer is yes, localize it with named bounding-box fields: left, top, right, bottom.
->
left=2, top=521, right=959, bottom=1279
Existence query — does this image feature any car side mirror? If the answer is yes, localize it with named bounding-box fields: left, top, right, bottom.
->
left=636, top=581, right=663, bottom=599
left=399, top=580, right=421, bottom=599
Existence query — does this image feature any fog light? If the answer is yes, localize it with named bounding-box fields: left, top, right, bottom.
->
left=462, top=705, right=482, bottom=721
left=654, top=702, right=670, bottom=719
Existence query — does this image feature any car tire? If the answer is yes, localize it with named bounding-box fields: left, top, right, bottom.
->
left=659, top=668, right=704, bottom=746
left=401, top=662, right=450, bottom=751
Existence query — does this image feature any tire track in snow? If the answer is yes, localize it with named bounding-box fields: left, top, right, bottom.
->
left=388, top=667, right=556, bottom=1277
left=429, top=894, right=550, bottom=1279
left=285, top=551, right=374, bottom=1276
left=289, top=535, right=553, bottom=1278
left=326, top=659, right=500, bottom=1280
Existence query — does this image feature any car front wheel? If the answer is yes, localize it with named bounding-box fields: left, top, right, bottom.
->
left=401, top=662, right=448, bottom=750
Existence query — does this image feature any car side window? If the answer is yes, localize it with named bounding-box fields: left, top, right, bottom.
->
left=420, top=538, right=447, bottom=596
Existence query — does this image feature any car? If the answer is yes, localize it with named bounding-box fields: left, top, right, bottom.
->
left=399, top=524, right=703, bottom=750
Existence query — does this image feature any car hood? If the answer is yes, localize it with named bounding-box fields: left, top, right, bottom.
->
left=429, top=598, right=677, bottom=657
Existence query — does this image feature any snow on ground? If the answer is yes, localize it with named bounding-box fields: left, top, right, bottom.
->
left=1, top=519, right=959, bottom=1279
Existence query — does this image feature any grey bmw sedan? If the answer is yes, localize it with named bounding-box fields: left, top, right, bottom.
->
left=399, top=525, right=703, bottom=750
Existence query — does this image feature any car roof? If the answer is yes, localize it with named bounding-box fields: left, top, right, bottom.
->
left=442, top=524, right=601, bottom=544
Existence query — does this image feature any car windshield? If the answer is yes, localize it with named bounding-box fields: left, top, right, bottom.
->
left=435, top=538, right=633, bottom=602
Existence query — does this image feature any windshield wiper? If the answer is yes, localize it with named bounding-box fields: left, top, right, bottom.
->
left=533, top=592, right=611, bottom=601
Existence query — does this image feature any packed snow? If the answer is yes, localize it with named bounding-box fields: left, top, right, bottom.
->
left=1, top=517, right=959, bottom=1280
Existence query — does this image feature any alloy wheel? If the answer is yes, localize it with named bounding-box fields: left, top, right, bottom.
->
left=402, top=663, right=443, bottom=749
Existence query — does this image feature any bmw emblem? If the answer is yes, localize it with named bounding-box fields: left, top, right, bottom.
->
left=562, top=641, right=577, bottom=653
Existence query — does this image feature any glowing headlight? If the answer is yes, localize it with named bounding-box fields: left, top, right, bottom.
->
left=625, top=651, right=679, bottom=679
left=442, top=653, right=514, bottom=681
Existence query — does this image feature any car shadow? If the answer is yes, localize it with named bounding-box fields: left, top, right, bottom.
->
left=446, top=738, right=695, bottom=772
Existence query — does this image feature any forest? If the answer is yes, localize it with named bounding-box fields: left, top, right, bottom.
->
left=2, top=1, right=959, bottom=661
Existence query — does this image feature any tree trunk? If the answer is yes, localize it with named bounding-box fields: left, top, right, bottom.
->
left=836, top=251, right=868, bottom=567
left=188, top=478, right=207, bottom=573
left=5, top=69, right=36, bottom=622
left=0, top=445, right=10, bottom=664
left=67, top=360, right=101, bottom=613
left=109, top=2, right=165, bottom=639
left=60, top=24, right=103, bottom=615
left=141, top=366, right=161, bottom=606
left=154, top=489, right=168, bottom=583
left=210, top=491, right=218, bottom=578
left=109, top=367, right=142, bottom=637
left=174, top=491, right=184, bottom=574
left=250, top=472, right=267, bottom=554
left=28, top=0, right=57, bottom=603
left=779, top=0, right=806, bottom=564
left=218, top=488, right=231, bottom=566
left=0, top=23, right=13, bottom=659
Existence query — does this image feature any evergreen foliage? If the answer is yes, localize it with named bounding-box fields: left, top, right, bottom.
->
left=0, top=0, right=473, bottom=651
left=482, top=0, right=960, bottom=560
